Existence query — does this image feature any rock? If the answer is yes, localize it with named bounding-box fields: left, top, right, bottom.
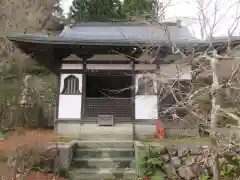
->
left=178, top=147, right=191, bottom=157
left=205, top=157, right=213, bottom=168
left=163, top=163, right=177, bottom=178
left=178, top=165, right=198, bottom=180
left=170, top=157, right=181, bottom=167
left=190, top=146, right=202, bottom=155
left=167, top=145, right=178, bottom=156
left=200, top=146, right=209, bottom=154
left=162, top=154, right=170, bottom=162
left=159, top=147, right=168, bottom=155
left=149, top=144, right=167, bottom=154
left=41, top=147, right=60, bottom=172
left=195, top=155, right=212, bottom=168
left=184, top=156, right=197, bottom=165
left=199, top=167, right=210, bottom=178
left=151, top=170, right=166, bottom=180
left=206, top=166, right=213, bottom=177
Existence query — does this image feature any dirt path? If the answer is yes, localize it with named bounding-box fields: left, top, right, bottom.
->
left=0, top=129, right=57, bottom=152
left=0, top=129, right=62, bottom=180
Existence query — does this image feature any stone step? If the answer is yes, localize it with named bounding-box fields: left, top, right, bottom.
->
left=76, top=140, right=134, bottom=149
left=75, top=133, right=133, bottom=141
left=75, top=148, right=134, bottom=158
left=72, top=157, right=135, bottom=169
left=69, top=168, right=136, bottom=180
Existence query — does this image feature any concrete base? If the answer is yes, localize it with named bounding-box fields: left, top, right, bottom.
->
left=135, top=124, right=156, bottom=136
left=135, top=124, right=199, bottom=138
left=56, top=123, right=199, bottom=138
left=55, top=122, right=133, bottom=137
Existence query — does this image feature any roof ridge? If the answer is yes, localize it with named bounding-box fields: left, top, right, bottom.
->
left=73, top=21, right=181, bottom=27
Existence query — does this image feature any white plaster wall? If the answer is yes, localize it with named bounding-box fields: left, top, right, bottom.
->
left=61, top=64, right=83, bottom=70
left=135, top=95, right=158, bottom=119
left=58, top=73, right=83, bottom=119
left=58, top=95, right=82, bottom=119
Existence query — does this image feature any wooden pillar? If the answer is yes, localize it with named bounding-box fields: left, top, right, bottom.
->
left=131, top=59, right=135, bottom=120
left=55, top=59, right=62, bottom=120
left=156, top=64, right=161, bottom=120
left=131, top=59, right=136, bottom=140
left=81, top=58, right=87, bottom=124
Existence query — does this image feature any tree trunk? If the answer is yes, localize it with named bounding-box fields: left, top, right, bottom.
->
left=210, top=50, right=221, bottom=180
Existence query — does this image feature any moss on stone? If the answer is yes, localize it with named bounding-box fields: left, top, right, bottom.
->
left=52, top=137, right=73, bottom=143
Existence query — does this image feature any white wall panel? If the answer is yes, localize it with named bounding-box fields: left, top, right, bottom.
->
left=135, top=95, right=158, bottom=119
left=58, top=73, right=83, bottom=119
left=58, top=95, right=82, bottom=119
left=61, top=64, right=83, bottom=70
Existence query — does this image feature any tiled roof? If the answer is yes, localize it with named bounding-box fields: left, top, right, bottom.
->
left=7, top=22, right=240, bottom=47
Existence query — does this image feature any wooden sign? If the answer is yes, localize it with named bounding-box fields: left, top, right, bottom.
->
left=98, top=115, right=114, bottom=126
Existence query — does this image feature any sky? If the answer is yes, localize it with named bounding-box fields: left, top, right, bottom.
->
left=60, top=0, right=240, bottom=39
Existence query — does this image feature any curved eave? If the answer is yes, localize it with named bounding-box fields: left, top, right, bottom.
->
left=7, top=33, right=201, bottom=47
left=8, top=34, right=240, bottom=51
left=7, top=34, right=152, bottom=47
left=6, top=34, right=240, bottom=75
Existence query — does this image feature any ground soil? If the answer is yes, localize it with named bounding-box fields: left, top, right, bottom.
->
left=0, top=129, right=65, bottom=180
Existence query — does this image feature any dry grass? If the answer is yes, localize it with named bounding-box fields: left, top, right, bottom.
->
left=0, top=128, right=62, bottom=180
left=0, top=129, right=57, bottom=152
left=19, top=172, right=66, bottom=180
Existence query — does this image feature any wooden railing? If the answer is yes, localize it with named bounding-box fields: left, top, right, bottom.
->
left=84, top=97, right=132, bottom=117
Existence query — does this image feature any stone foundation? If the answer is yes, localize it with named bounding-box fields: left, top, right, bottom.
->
left=55, top=122, right=133, bottom=137
left=134, top=141, right=211, bottom=179
left=56, top=123, right=199, bottom=138
left=134, top=124, right=199, bottom=138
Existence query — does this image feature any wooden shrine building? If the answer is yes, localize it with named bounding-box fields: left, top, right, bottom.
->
left=7, top=22, right=240, bottom=137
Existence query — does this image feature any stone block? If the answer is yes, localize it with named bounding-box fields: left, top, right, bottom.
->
left=48, top=141, right=77, bottom=170
left=183, top=156, right=196, bottom=165
left=167, top=145, right=178, bottom=156
left=162, top=154, right=170, bottom=162
left=170, top=157, right=181, bottom=167
left=163, top=163, right=177, bottom=178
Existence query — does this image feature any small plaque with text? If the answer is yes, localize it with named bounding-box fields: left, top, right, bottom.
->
left=98, top=115, right=114, bottom=126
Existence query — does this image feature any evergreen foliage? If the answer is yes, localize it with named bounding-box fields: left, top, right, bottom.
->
left=122, top=0, right=157, bottom=19
left=69, top=0, right=125, bottom=22
left=68, top=0, right=158, bottom=22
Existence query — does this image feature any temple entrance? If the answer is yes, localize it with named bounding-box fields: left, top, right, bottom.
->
left=84, top=74, right=133, bottom=118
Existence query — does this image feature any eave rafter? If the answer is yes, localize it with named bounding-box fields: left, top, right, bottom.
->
left=8, top=36, right=240, bottom=75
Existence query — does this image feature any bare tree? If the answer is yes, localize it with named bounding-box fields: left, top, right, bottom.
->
left=165, top=1, right=240, bottom=180
left=132, top=0, right=240, bottom=179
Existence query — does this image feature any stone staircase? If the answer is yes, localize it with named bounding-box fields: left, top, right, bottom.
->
left=68, top=133, right=136, bottom=180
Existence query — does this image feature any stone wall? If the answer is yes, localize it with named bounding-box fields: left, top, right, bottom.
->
left=135, top=141, right=211, bottom=180
left=135, top=125, right=199, bottom=138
